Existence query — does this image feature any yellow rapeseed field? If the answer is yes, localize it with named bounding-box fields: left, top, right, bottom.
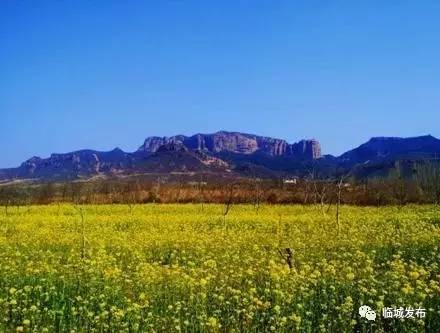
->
left=0, top=204, right=438, bottom=332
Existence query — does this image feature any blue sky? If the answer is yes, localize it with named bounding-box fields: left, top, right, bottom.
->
left=1, top=1, right=440, bottom=167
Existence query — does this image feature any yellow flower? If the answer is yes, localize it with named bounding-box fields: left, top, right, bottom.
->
left=207, top=317, right=219, bottom=327
left=402, top=284, right=413, bottom=295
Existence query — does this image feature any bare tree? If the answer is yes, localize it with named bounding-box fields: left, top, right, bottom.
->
left=390, top=161, right=408, bottom=206
left=61, top=183, right=68, bottom=203
left=276, top=213, right=295, bottom=270
left=152, top=177, right=162, bottom=203
left=124, top=182, right=137, bottom=214
left=416, top=160, right=440, bottom=204
left=176, top=176, right=184, bottom=203
left=252, top=175, right=261, bottom=212
left=335, top=177, right=344, bottom=236
left=307, top=168, right=329, bottom=212
left=70, top=182, right=84, bottom=205
left=198, top=173, right=205, bottom=210
left=223, top=183, right=234, bottom=217
left=37, top=182, right=56, bottom=204
left=222, top=183, right=235, bottom=235
left=311, top=178, right=330, bottom=214
left=302, top=179, right=311, bottom=204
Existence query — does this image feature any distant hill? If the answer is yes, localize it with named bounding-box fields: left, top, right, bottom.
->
left=338, top=135, right=440, bottom=165
left=334, top=135, right=440, bottom=179
left=1, top=131, right=439, bottom=182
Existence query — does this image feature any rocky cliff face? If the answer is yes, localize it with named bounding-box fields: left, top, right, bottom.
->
left=290, top=139, right=322, bottom=159
left=138, top=131, right=322, bottom=159
left=255, top=136, right=289, bottom=156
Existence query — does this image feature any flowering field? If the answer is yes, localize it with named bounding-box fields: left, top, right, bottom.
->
left=0, top=204, right=439, bottom=332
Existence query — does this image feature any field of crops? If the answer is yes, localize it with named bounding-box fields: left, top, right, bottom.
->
left=0, top=204, right=438, bottom=332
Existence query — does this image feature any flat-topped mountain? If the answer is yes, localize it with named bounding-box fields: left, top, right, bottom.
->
left=138, top=131, right=321, bottom=159
left=1, top=132, right=439, bottom=182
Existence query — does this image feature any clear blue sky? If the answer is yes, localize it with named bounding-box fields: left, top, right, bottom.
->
left=1, top=1, right=440, bottom=168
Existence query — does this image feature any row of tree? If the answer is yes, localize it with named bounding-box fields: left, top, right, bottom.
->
left=0, top=161, right=439, bottom=207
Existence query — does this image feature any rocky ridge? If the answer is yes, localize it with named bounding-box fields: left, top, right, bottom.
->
left=2, top=131, right=438, bottom=182
left=138, top=131, right=321, bottom=159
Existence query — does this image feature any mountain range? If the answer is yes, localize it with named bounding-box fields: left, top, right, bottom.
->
left=1, top=131, right=440, bottom=182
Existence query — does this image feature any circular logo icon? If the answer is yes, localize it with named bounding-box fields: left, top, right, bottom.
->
left=359, top=305, right=376, bottom=321
left=365, top=309, right=376, bottom=321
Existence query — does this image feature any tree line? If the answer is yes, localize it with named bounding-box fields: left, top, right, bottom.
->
left=0, top=161, right=439, bottom=207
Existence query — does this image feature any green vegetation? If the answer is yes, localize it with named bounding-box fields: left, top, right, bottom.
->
left=0, top=204, right=439, bottom=332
